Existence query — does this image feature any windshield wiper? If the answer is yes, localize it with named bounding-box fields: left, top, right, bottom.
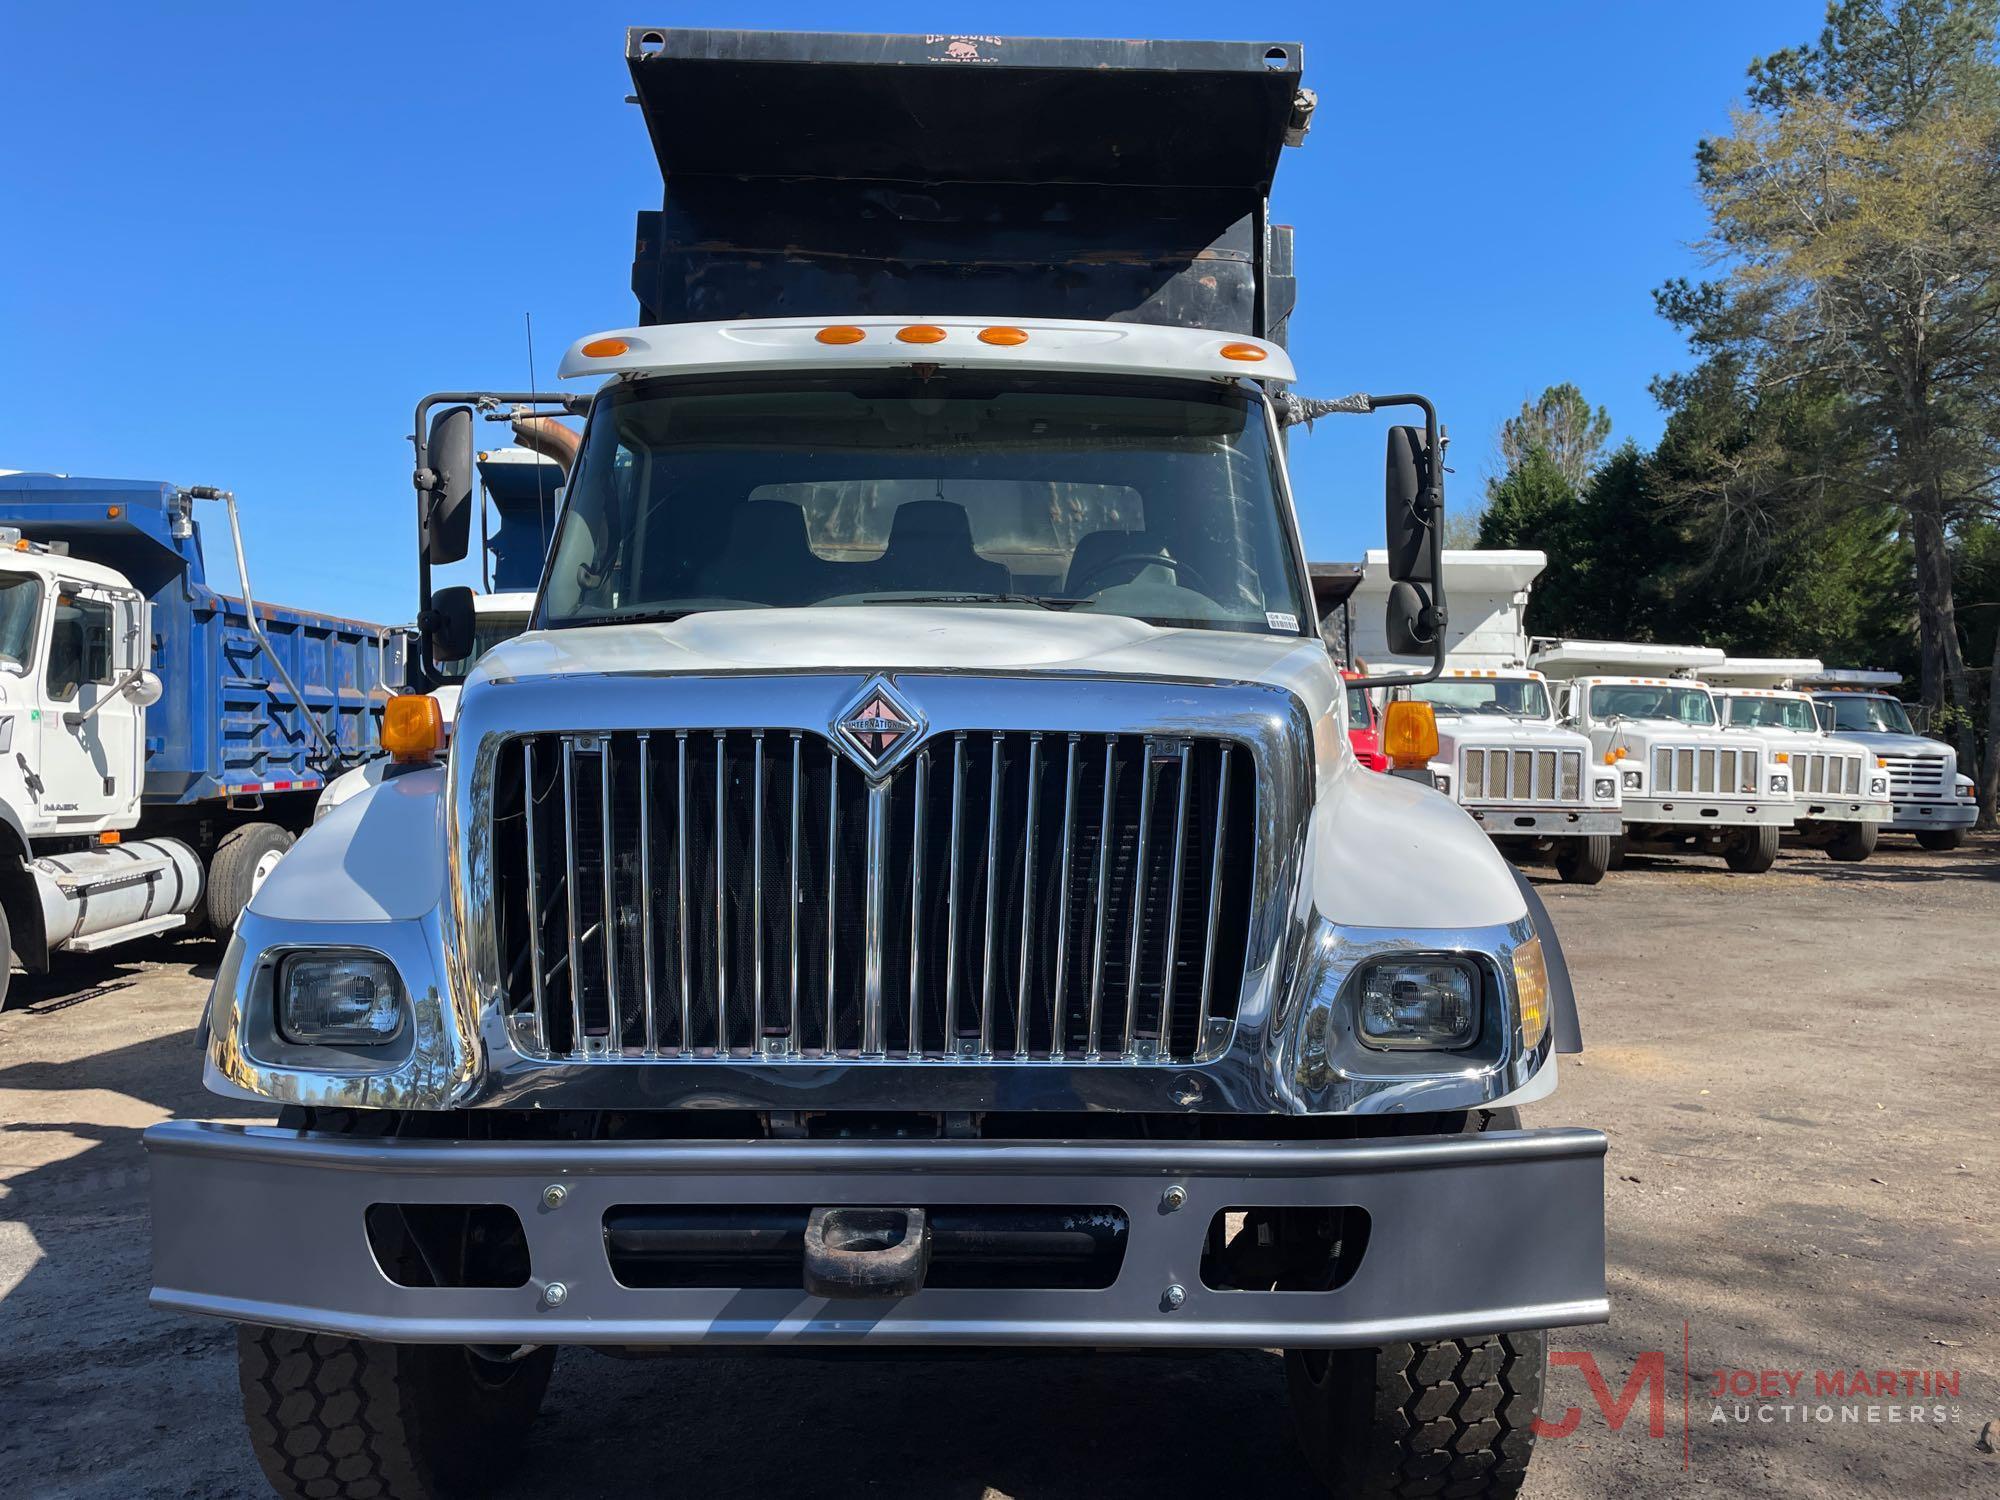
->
left=852, top=592, right=1087, bottom=610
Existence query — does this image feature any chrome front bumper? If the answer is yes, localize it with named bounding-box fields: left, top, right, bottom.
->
left=1465, top=805, right=1621, bottom=838
left=1886, top=801, right=1976, bottom=832
left=1621, top=796, right=1792, bottom=829
left=146, top=1121, right=1607, bottom=1350
left=1793, top=800, right=1891, bottom=827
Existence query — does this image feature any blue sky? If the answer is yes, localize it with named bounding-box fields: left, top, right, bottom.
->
left=0, top=1, right=1826, bottom=622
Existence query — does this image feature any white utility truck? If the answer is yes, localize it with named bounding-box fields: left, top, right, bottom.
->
left=147, top=29, right=1605, bottom=1500
left=1353, top=550, right=1621, bottom=883
left=1532, top=640, right=1795, bottom=872
left=1696, top=658, right=1890, bottom=862
left=1803, top=670, right=1977, bottom=849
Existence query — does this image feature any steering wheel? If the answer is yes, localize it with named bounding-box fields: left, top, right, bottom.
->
left=1066, top=550, right=1216, bottom=599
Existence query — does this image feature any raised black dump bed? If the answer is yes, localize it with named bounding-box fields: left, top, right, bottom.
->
left=625, top=27, right=1312, bottom=340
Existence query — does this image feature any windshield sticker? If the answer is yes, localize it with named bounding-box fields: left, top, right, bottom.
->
left=1266, top=612, right=1299, bottom=632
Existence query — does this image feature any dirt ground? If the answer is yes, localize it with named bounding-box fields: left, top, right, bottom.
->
left=1, top=834, right=1994, bottom=1499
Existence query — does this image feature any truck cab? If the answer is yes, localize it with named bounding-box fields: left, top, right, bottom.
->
left=149, top=29, right=1604, bottom=1500
left=1803, top=670, right=1976, bottom=849
left=1354, top=550, right=1620, bottom=882
left=1339, top=669, right=1388, bottom=771
left=1535, top=641, right=1794, bottom=873
left=1696, top=658, right=1889, bottom=861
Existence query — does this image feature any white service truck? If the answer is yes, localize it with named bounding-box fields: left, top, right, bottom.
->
left=1353, top=550, right=1620, bottom=883
left=1803, top=670, right=1977, bottom=850
left=1532, top=641, right=1795, bottom=872
left=1696, top=658, right=1890, bottom=862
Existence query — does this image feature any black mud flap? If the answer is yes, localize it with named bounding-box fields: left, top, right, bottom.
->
left=803, top=1206, right=932, bottom=1299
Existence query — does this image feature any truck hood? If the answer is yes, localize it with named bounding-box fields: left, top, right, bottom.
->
left=1725, top=726, right=1869, bottom=757
left=1431, top=716, right=1589, bottom=755
left=1596, top=722, right=1757, bottom=751
left=1819, top=729, right=1956, bottom=767
left=474, top=606, right=1335, bottom=696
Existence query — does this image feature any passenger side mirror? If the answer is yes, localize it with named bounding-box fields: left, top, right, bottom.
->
left=1383, top=425, right=1435, bottom=585
left=420, top=407, right=476, bottom=566
left=120, top=669, right=164, bottom=708
left=427, top=586, right=476, bottom=666
left=1384, top=580, right=1438, bottom=657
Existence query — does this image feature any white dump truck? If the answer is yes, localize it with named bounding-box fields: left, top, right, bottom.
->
left=1353, top=550, right=1620, bottom=883
left=1803, top=670, right=1977, bottom=850
left=1695, top=658, right=1890, bottom=862
left=1532, top=640, right=1794, bottom=872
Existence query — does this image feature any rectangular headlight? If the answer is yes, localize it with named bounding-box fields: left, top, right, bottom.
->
left=279, top=952, right=404, bottom=1045
left=1356, top=957, right=1479, bottom=1050
left=1620, top=768, right=1643, bottom=791
left=1593, top=777, right=1617, bottom=800
left=1768, top=773, right=1788, bottom=793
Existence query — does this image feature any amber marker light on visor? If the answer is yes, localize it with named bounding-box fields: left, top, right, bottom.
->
left=380, top=694, right=444, bottom=764
left=1219, top=342, right=1267, bottom=362
left=897, top=325, right=948, bottom=344
left=816, top=325, right=867, bottom=345
left=580, top=337, right=629, bottom=358
left=1603, top=747, right=1626, bottom=764
left=978, top=326, right=1029, bottom=346
left=1513, top=936, right=1551, bottom=1052
left=1381, top=700, right=1439, bottom=769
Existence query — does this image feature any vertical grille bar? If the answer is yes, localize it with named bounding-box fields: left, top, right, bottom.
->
left=1196, top=744, right=1232, bottom=1038
left=824, top=748, right=839, bottom=1052
left=1014, top=735, right=1042, bottom=1058
left=1086, top=737, right=1117, bottom=1058
left=637, top=733, right=656, bottom=1057
left=676, top=731, right=691, bottom=1058
left=978, top=733, right=1003, bottom=1057
left=750, top=732, right=765, bottom=1048
left=714, top=732, right=727, bottom=1054
left=562, top=737, right=584, bottom=1059
left=907, top=750, right=927, bottom=1057
left=1051, top=735, right=1079, bottom=1061
left=1158, top=743, right=1191, bottom=1047
left=787, top=733, right=802, bottom=1053
left=943, top=735, right=964, bottom=1049
left=1122, top=751, right=1157, bottom=1050
left=862, top=779, right=888, bottom=1057
left=522, top=739, right=546, bottom=1054
left=601, top=739, right=620, bottom=1052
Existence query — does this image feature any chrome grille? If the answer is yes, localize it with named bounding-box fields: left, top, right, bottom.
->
left=489, top=729, right=1254, bottom=1063
left=1650, top=744, right=1759, bottom=796
left=1795, top=752, right=1862, bottom=797
left=1881, top=754, right=1948, bottom=799
left=1459, top=747, right=1585, bottom=804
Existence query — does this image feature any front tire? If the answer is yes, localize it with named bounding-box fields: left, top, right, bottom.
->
left=206, top=822, right=294, bottom=933
left=1916, top=827, right=1968, bottom=851
left=1825, top=821, right=1877, bottom=862
left=1723, top=824, right=1779, bottom=874
left=1553, top=833, right=1611, bottom=885
left=238, top=1326, right=555, bottom=1500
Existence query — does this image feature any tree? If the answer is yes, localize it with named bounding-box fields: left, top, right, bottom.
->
left=1657, top=0, right=2000, bottom=819
left=1496, top=384, right=1614, bottom=489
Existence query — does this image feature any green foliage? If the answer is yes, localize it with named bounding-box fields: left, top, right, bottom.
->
left=1497, top=384, right=1615, bottom=488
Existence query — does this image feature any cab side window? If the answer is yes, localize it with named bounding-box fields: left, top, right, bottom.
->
left=47, top=595, right=114, bottom=702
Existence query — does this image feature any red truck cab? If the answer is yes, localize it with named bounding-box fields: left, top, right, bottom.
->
left=1342, top=670, right=1390, bottom=771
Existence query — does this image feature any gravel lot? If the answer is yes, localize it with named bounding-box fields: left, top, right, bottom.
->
left=2, top=834, right=1994, bottom=1498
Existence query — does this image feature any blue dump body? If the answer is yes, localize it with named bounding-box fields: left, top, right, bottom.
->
left=0, top=475, right=390, bottom=804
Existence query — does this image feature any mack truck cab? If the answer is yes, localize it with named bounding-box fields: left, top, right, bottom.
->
left=1696, top=658, right=1890, bottom=862
left=147, top=29, right=1604, bottom=1500
left=1802, top=670, right=1977, bottom=850
left=1533, top=641, right=1795, bottom=873
left=1356, top=550, right=1621, bottom=883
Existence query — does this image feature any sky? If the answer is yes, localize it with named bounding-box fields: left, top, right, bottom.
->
left=0, top=0, right=1831, bottom=623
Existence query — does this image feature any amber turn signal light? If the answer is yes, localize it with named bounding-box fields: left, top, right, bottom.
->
left=380, top=694, right=445, bottom=764
left=1382, top=701, right=1439, bottom=767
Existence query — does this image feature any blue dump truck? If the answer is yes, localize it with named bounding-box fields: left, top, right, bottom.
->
left=0, top=474, right=389, bottom=1003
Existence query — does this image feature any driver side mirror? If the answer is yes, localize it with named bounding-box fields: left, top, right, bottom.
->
left=427, top=586, right=476, bottom=666
left=121, top=669, right=164, bottom=708
left=1385, top=580, right=1439, bottom=657
left=1383, top=425, right=1436, bottom=585
left=419, top=406, right=475, bottom=566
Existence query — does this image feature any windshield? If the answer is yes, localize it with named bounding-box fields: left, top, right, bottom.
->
left=439, top=613, right=530, bottom=678
left=1722, top=694, right=1820, bottom=732
left=1345, top=685, right=1372, bottom=728
left=1819, top=694, right=1914, bottom=735
left=540, top=376, right=1308, bottom=635
left=1588, top=684, right=1716, bottom=725
left=1413, top=678, right=1551, bottom=719
left=0, top=574, right=39, bottom=671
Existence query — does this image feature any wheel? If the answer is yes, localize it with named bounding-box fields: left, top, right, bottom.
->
left=1723, top=824, right=1779, bottom=874
left=237, top=1325, right=555, bottom=1500
left=207, top=822, right=294, bottom=933
left=1286, top=1329, right=1547, bottom=1497
left=1553, top=833, right=1611, bottom=885
left=1604, top=835, right=1627, bottom=872
left=0, top=900, right=12, bottom=1011
left=1825, top=821, right=1877, bottom=862
left=1916, top=827, right=1968, bottom=851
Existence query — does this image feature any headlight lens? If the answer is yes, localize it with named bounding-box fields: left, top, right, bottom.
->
left=1356, top=957, right=1479, bottom=1050
left=1769, top=774, right=1788, bottom=793
left=1593, top=777, right=1617, bottom=800
left=1870, top=776, right=1888, bottom=797
left=1620, top=768, right=1643, bottom=791
left=1512, top=936, right=1550, bottom=1052
left=1432, top=772, right=1452, bottom=796
left=279, top=952, right=404, bottom=1045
